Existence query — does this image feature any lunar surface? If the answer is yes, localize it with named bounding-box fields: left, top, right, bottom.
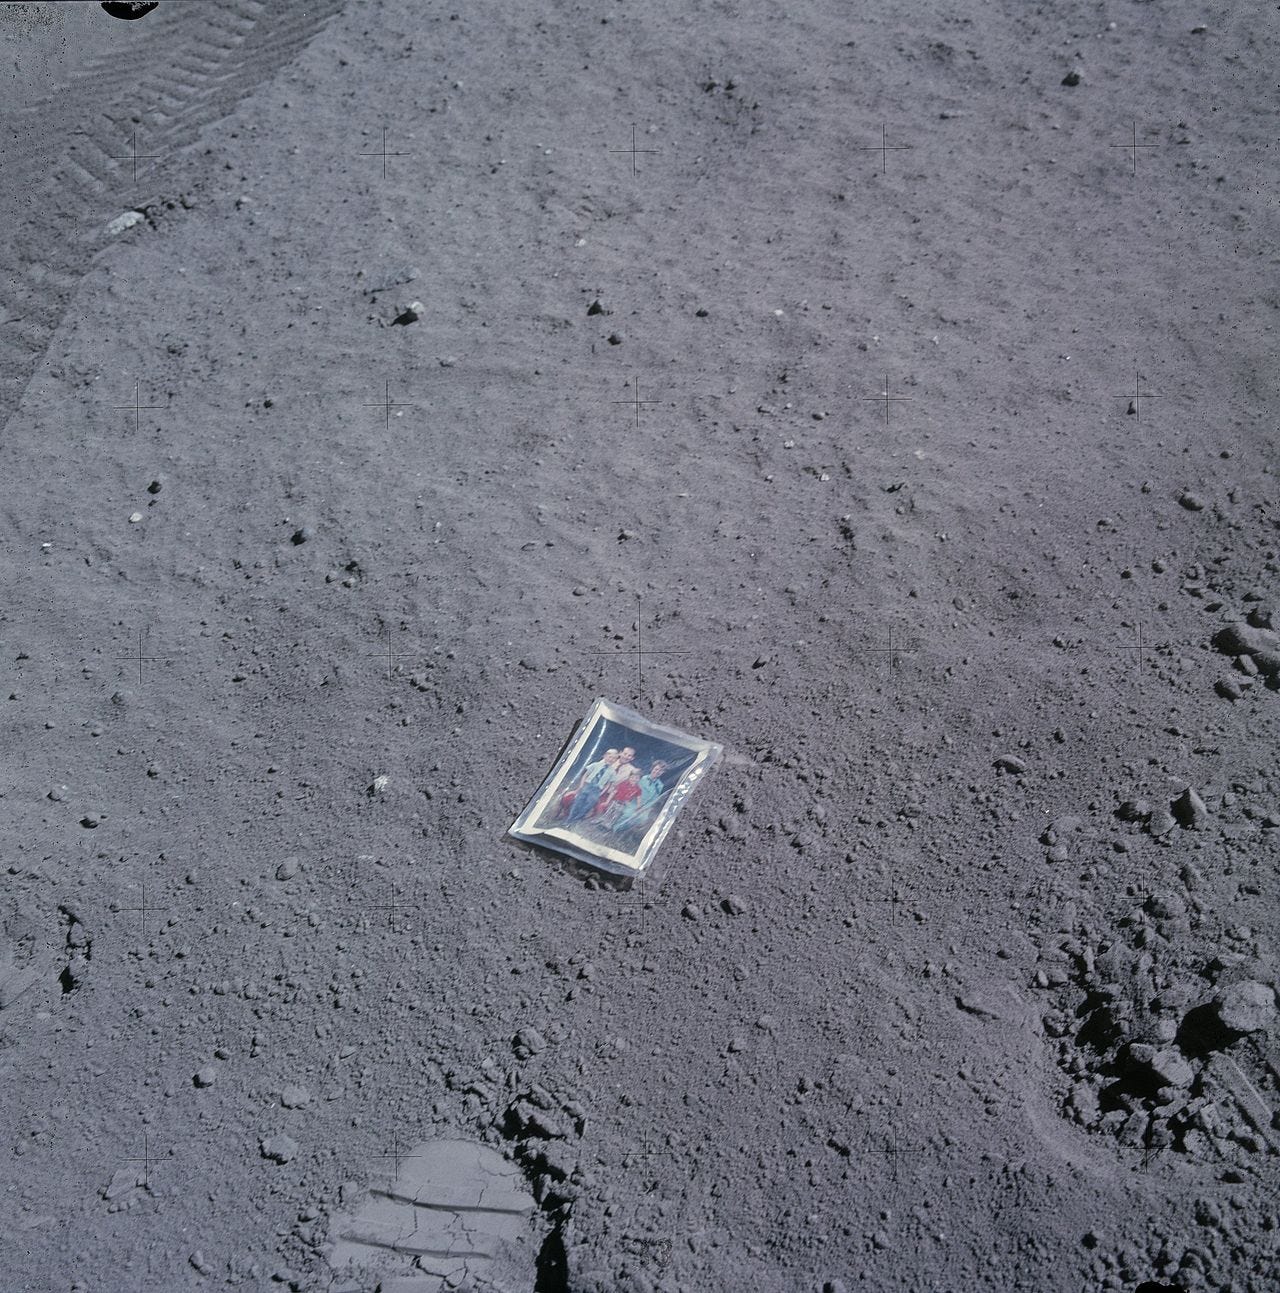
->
left=1, top=2, right=1276, bottom=1291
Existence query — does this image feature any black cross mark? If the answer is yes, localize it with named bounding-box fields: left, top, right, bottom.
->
left=614, top=889, right=656, bottom=940
left=609, top=123, right=659, bottom=176
left=611, top=375, right=660, bottom=427
left=112, top=379, right=167, bottom=433
left=584, top=594, right=692, bottom=699
left=108, top=128, right=160, bottom=182
left=853, top=124, right=915, bottom=174
left=368, top=628, right=405, bottom=680
left=123, top=1127, right=157, bottom=1188
left=125, top=884, right=166, bottom=940
left=862, top=1120, right=928, bottom=1185
left=1112, top=366, right=1159, bottom=422
left=367, top=884, right=409, bottom=932
left=1113, top=624, right=1155, bottom=685
left=357, top=127, right=412, bottom=179
left=112, top=628, right=170, bottom=686
left=867, top=628, right=918, bottom=684
left=1109, top=120, right=1159, bottom=176
left=630, top=1128, right=666, bottom=1195
left=861, top=373, right=913, bottom=424
left=1137, top=1140, right=1174, bottom=1173
left=364, top=380, right=415, bottom=432
left=376, top=1131, right=422, bottom=1178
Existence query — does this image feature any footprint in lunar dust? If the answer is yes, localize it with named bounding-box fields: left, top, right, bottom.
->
left=325, top=1138, right=548, bottom=1291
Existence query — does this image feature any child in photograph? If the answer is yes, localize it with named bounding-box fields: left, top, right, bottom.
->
left=610, top=759, right=669, bottom=833
left=598, top=766, right=644, bottom=828
left=590, top=745, right=638, bottom=819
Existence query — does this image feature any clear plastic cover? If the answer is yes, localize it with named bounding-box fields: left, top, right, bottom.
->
left=508, top=697, right=724, bottom=878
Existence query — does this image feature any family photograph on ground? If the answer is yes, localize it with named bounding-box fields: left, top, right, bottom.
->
left=508, top=698, right=723, bottom=875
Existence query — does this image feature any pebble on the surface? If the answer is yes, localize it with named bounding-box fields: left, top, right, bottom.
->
left=1171, top=787, right=1209, bottom=830
left=105, top=210, right=144, bottom=236
left=280, top=1084, right=311, bottom=1108
left=194, top=1066, right=217, bottom=1088
left=392, top=299, right=424, bottom=325
left=260, top=1133, right=299, bottom=1164
left=513, top=1026, right=547, bottom=1056
left=722, top=894, right=748, bottom=916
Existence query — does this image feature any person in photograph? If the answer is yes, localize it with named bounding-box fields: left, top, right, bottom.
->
left=590, top=745, right=638, bottom=818
left=563, top=747, right=622, bottom=824
left=611, top=759, right=669, bottom=833
left=598, top=766, right=644, bottom=828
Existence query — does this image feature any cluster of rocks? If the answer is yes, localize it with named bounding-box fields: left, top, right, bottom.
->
left=1211, top=608, right=1278, bottom=701
left=500, top=1081, right=587, bottom=1211
left=1034, top=902, right=1277, bottom=1180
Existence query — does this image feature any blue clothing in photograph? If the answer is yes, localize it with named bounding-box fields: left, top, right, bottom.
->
left=566, top=758, right=613, bottom=824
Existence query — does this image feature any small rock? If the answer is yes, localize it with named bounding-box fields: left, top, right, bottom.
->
left=587, top=299, right=605, bottom=315
left=993, top=754, right=1028, bottom=774
left=956, top=992, right=1005, bottom=1021
left=1214, top=980, right=1276, bottom=1034
left=607, top=333, right=622, bottom=345
left=128, top=512, right=143, bottom=524
left=1061, top=69, right=1082, bottom=86
left=1178, top=490, right=1206, bottom=511
left=146, top=480, right=162, bottom=494
left=1146, top=808, right=1176, bottom=837
left=260, top=1133, right=298, bottom=1164
left=392, top=299, right=424, bottom=325
left=1213, top=621, right=1279, bottom=659
left=103, top=1167, right=141, bottom=1201
left=513, top=1025, right=547, bottom=1055
left=194, top=1066, right=217, bottom=1088
left=275, top=857, right=300, bottom=881
left=1149, top=1047, right=1194, bottom=1089
left=1067, top=1082, right=1100, bottom=1125
left=1215, top=677, right=1243, bottom=701
left=189, top=1250, right=211, bottom=1275
left=280, top=1084, right=311, bottom=1109
left=290, top=526, right=314, bottom=545
left=1171, top=787, right=1209, bottom=830
left=106, top=210, right=145, bottom=236
left=1116, top=800, right=1151, bottom=823
left=722, top=893, right=748, bottom=916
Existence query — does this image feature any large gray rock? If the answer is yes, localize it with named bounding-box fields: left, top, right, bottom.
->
left=1214, top=981, right=1276, bottom=1035
left=1171, top=787, right=1209, bottom=830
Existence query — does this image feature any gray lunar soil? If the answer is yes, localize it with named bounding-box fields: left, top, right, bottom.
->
left=1, top=1, right=1278, bottom=1291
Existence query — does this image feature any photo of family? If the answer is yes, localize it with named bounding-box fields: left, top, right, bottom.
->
left=508, top=699, right=723, bottom=875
